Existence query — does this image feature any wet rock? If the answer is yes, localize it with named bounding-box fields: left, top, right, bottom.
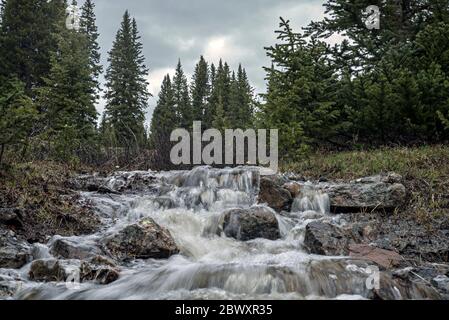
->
left=431, top=275, right=449, bottom=293
left=221, top=206, right=281, bottom=241
left=282, top=182, right=302, bottom=198
left=308, top=259, right=440, bottom=299
left=152, top=196, right=175, bottom=209
left=303, top=221, right=361, bottom=256
left=282, top=172, right=305, bottom=182
left=349, top=244, right=404, bottom=269
left=50, top=237, right=102, bottom=260
left=105, top=171, right=158, bottom=193
left=316, top=173, right=406, bottom=212
left=0, top=208, right=23, bottom=228
left=104, top=218, right=179, bottom=261
left=258, top=177, right=292, bottom=212
left=72, top=172, right=159, bottom=194
left=80, top=261, right=119, bottom=285
left=70, top=174, right=107, bottom=191
left=0, top=230, right=31, bottom=269
left=372, top=272, right=442, bottom=300
left=28, top=259, right=73, bottom=282
left=88, top=255, right=117, bottom=267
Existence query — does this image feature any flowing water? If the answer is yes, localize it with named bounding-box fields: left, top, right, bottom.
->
left=0, top=166, right=403, bottom=300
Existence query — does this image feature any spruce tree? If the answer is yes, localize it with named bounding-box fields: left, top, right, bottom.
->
left=208, top=59, right=231, bottom=130
left=191, top=56, right=210, bottom=122
left=0, top=77, right=37, bottom=165
left=104, top=11, right=150, bottom=156
left=172, top=59, right=191, bottom=129
left=80, top=0, right=102, bottom=98
left=38, top=2, right=98, bottom=161
left=0, top=0, right=66, bottom=95
left=149, top=75, right=177, bottom=169
left=203, top=63, right=217, bottom=128
left=262, top=18, right=344, bottom=158
left=236, top=65, right=254, bottom=128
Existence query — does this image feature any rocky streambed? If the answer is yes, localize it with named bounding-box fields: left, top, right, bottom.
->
left=1, top=166, right=448, bottom=300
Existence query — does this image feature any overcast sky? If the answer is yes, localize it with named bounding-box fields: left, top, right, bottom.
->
left=89, top=0, right=333, bottom=123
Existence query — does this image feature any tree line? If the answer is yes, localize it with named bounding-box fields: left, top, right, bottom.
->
left=148, top=57, right=255, bottom=169
left=2, top=0, right=449, bottom=169
left=0, top=0, right=151, bottom=166
left=259, top=0, right=449, bottom=161
left=0, top=0, right=256, bottom=168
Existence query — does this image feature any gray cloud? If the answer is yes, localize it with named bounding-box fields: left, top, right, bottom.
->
left=89, top=0, right=327, bottom=122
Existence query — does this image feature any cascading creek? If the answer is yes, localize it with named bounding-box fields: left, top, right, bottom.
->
left=0, top=166, right=433, bottom=300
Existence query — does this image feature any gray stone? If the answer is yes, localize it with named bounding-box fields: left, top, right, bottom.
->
left=103, top=218, right=179, bottom=261
left=303, top=221, right=361, bottom=256
left=0, top=230, right=31, bottom=269
left=316, top=174, right=406, bottom=212
left=50, top=237, right=102, bottom=260
left=221, top=206, right=281, bottom=241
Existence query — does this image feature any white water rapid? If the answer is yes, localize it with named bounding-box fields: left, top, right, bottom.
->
left=0, top=166, right=403, bottom=300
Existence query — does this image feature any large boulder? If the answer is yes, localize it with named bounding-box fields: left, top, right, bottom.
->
left=303, top=221, right=361, bottom=256
left=316, top=173, right=406, bottom=212
left=258, top=177, right=292, bottom=212
left=221, top=206, right=281, bottom=241
left=103, top=218, right=179, bottom=261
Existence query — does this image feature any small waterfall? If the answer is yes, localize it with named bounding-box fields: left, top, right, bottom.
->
left=291, top=183, right=330, bottom=215
left=1, top=166, right=433, bottom=300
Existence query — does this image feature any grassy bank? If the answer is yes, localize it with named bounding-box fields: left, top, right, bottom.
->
left=282, top=145, right=449, bottom=222
left=0, top=161, right=99, bottom=242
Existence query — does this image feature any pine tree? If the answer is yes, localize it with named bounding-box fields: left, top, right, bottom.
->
left=261, top=18, right=345, bottom=158
left=203, top=62, right=217, bottom=128
left=191, top=56, right=210, bottom=122
left=0, top=0, right=66, bottom=95
left=172, top=59, right=191, bottom=129
left=236, top=65, right=254, bottom=128
left=208, top=59, right=231, bottom=130
left=149, top=74, right=177, bottom=169
left=80, top=0, right=102, bottom=98
left=0, top=77, right=37, bottom=165
left=104, top=11, right=150, bottom=156
left=38, top=2, right=98, bottom=161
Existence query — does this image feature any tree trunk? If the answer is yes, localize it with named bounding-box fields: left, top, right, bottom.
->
left=0, top=144, right=5, bottom=166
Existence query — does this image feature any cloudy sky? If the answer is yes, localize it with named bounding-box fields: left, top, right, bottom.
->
left=89, top=0, right=332, bottom=122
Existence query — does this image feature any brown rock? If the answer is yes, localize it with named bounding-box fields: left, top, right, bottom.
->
left=258, top=177, right=292, bottom=212
left=282, top=182, right=302, bottom=198
left=349, top=244, right=403, bottom=269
